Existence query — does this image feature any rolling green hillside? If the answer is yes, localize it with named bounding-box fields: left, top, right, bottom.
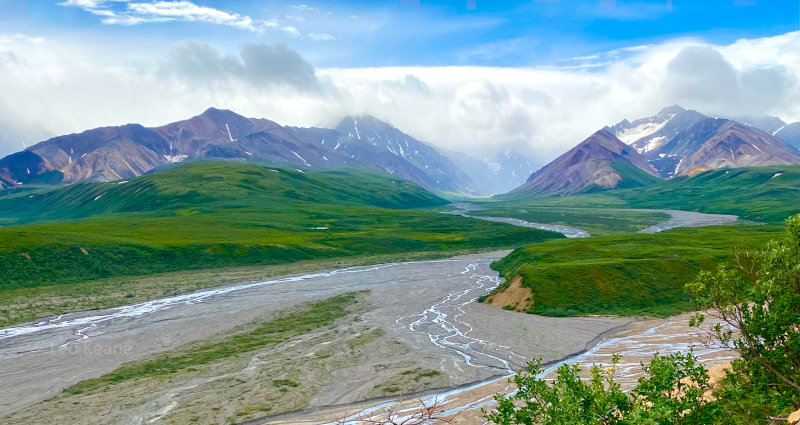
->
left=488, top=224, right=781, bottom=317
left=0, top=162, right=562, bottom=326
left=605, top=161, right=662, bottom=189
left=501, top=165, right=799, bottom=223
left=606, top=165, right=799, bottom=222
left=0, top=162, right=447, bottom=224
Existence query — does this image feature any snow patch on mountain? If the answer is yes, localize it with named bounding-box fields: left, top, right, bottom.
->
left=616, top=117, right=673, bottom=144
left=163, top=154, right=188, bottom=163
left=639, top=136, right=669, bottom=153
left=352, top=117, right=360, bottom=140
left=291, top=150, right=311, bottom=167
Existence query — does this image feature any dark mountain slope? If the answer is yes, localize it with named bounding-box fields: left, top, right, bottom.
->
left=509, top=129, right=659, bottom=197
left=605, top=105, right=707, bottom=157
left=675, top=121, right=800, bottom=176
left=332, top=115, right=479, bottom=194
left=774, top=122, right=800, bottom=149
left=647, top=117, right=730, bottom=177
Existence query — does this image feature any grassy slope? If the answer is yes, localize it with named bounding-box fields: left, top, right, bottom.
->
left=489, top=225, right=781, bottom=317
left=0, top=162, right=562, bottom=295
left=607, top=161, right=662, bottom=189
left=503, top=165, right=799, bottom=224
left=0, top=162, right=448, bottom=223
left=608, top=165, right=799, bottom=222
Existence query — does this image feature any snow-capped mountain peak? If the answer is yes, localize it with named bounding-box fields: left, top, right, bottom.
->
left=604, top=106, right=800, bottom=178
left=607, top=105, right=689, bottom=149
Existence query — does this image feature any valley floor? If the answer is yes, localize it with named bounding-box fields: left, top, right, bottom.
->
left=0, top=206, right=757, bottom=424
left=0, top=251, right=630, bottom=424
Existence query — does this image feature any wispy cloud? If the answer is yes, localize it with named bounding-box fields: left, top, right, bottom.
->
left=58, top=0, right=300, bottom=35
left=0, top=33, right=45, bottom=45
left=308, top=33, right=335, bottom=41
left=290, top=4, right=319, bottom=13
left=564, top=54, right=600, bottom=62
left=458, top=37, right=539, bottom=64
left=559, top=43, right=660, bottom=69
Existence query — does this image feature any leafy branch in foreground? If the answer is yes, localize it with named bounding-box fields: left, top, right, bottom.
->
left=687, top=214, right=800, bottom=423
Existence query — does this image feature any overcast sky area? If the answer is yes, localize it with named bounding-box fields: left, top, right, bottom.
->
left=0, top=0, right=798, bottom=162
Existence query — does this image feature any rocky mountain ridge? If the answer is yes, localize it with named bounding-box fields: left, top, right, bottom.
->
left=511, top=106, right=800, bottom=197
left=510, top=129, right=659, bottom=196
left=0, top=108, right=482, bottom=194
left=605, top=106, right=800, bottom=178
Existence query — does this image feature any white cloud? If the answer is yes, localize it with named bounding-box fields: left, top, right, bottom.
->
left=59, top=0, right=296, bottom=34
left=308, top=33, right=335, bottom=41
left=0, top=31, right=798, bottom=163
left=0, top=34, right=46, bottom=45
left=291, top=4, right=319, bottom=12
left=59, top=0, right=337, bottom=39
left=281, top=25, right=301, bottom=37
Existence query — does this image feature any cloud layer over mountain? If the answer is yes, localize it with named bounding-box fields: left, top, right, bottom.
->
left=0, top=30, right=798, bottom=160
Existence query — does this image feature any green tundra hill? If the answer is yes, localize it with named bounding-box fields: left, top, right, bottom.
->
left=0, top=162, right=562, bottom=310
left=0, top=161, right=448, bottom=224
left=487, top=224, right=781, bottom=317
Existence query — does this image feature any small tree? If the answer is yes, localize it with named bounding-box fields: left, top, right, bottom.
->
left=686, top=214, right=800, bottom=422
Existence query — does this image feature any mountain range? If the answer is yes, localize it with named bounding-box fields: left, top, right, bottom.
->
left=512, top=106, right=800, bottom=197
left=604, top=105, right=800, bottom=178
left=2, top=105, right=796, bottom=199
left=0, top=108, right=534, bottom=195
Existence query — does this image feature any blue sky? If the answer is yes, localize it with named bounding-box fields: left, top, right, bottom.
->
left=2, top=0, right=797, bottom=67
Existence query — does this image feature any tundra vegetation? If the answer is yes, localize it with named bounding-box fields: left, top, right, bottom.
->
left=0, top=162, right=562, bottom=326
left=487, top=224, right=780, bottom=317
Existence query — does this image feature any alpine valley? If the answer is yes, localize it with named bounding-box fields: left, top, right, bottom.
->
left=5, top=5, right=800, bottom=424
left=1, top=104, right=799, bottom=425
